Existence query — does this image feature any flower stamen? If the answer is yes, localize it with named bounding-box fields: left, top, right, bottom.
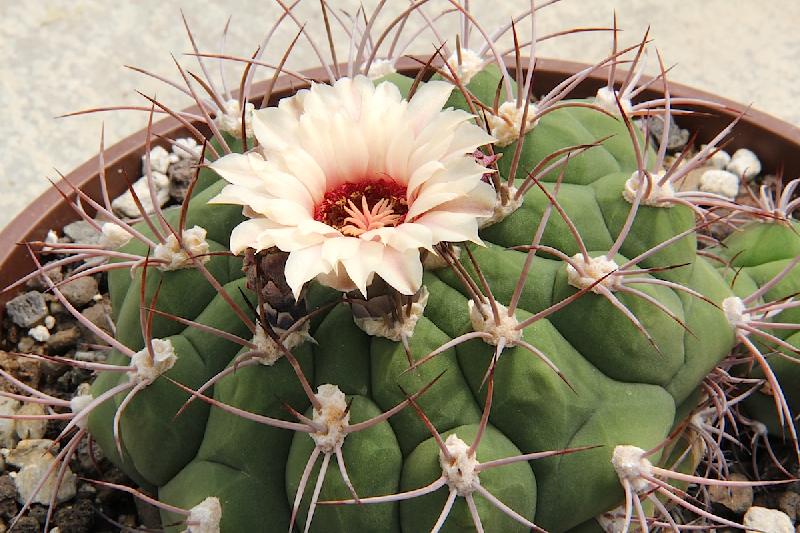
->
left=314, top=179, right=408, bottom=236
left=342, top=196, right=403, bottom=236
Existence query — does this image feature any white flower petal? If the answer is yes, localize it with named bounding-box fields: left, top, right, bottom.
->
left=442, top=121, right=497, bottom=160
left=269, top=220, right=336, bottom=251
left=229, top=219, right=332, bottom=255
left=316, top=268, right=359, bottom=294
left=407, top=80, right=456, bottom=134
left=340, top=241, right=384, bottom=296
left=374, top=247, right=423, bottom=295
left=285, top=245, right=330, bottom=299
left=384, top=123, right=416, bottom=186
left=414, top=210, right=485, bottom=245
left=211, top=186, right=310, bottom=225
left=252, top=107, right=301, bottom=151
left=413, top=109, right=474, bottom=156
left=208, top=152, right=266, bottom=189
left=432, top=181, right=497, bottom=217
left=229, top=219, right=278, bottom=254
left=271, top=148, right=327, bottom=204
left=330, top=113, right=370, bottom=186
left=361, top=222, right=434, bottom=252
left=406, top=159, right=490, bottom=219
left=210, top=153, right=316, bottom=211
left=320, top=236, right=360, bottom=265
left=406, top=190, right=463, bottom=220
left=406, top=160, right=446, bottom=195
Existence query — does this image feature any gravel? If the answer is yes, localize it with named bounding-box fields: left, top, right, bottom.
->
left=60, top=277, right=99, bottom=308
left=62, top=221, right=101, bottom=246
left=6, top=292, right=48, bottom=328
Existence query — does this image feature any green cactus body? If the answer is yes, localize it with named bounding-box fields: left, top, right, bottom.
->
left=711, top=220, right=800, bottom=436
left=89, top=70, right=744, bottom=532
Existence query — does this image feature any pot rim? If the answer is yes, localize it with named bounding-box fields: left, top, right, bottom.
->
left=2, top=56, right=799, bottom=309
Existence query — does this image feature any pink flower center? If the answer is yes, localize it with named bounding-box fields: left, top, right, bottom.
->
left=314, top=179, right=409, bottom=236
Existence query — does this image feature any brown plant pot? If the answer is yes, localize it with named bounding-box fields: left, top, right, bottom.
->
left=2, top=57, right=799, bottom=312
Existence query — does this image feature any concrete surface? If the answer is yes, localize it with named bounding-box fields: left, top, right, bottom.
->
left=2, top=0, right=799, bottom=230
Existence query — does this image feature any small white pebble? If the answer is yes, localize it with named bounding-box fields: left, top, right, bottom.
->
left=75, top=350, right=105, bottom=362
left=16, top=404, right=47, bottom=440
left=172, top=137, right=202, bottom=160
left=143, top=145, right=175, bottom=174
left=99, top=222, right=133, bottom=249
left=111, top=172, right=170, bottom=218
left=70, top=386, right=94, bottom=430
left=13, top=449, right=77, bottom=505
left=704, top=145, right=731, bottom=169
left=743, top=506, right=793, bottom=533
left=44, top=315, right=56, bottom=330
left=42, top=230, right=59, bottom=252
left=699, top=169, right=740, bottom=200
left=0, top=399, right=19, bottom=448
left=92, top=294, right=103, bottom=302
left=727, top=148, right=761, bottom=180
left=28, top=325, right=50, bottom=342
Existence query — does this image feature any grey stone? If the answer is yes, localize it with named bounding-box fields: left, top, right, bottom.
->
left=0, top=351, right=40, bottom=391
left=78, top=302, right=113, bottom=345
left=24, top=265, right=62, bottom=291
left=73, top=350, right=105, bottom=362
left=5, top=292, right=47, bottom=327
left=9, top=517, right=36, bottom=533
left=62, top=220, right=100, bottom=245
left=708, top=472, right=753, bottom=513
left=0, top=398, right=19, bottom=449
left=47, top=301, right=66, bottom=317
left=0, top=474, right=16, bottom=518
left=15, top=337, right=35, bottom=353
left=645, top=114, right=690, bottom=152
left=167, top=156, right=198, bottom=202
left=59, top=277, right=98, bottom=307
left=45, top=327, right=80, bottom=353
left=52, top=498, right=94, bottom=532
left=779, top=491, right=800, bottom=521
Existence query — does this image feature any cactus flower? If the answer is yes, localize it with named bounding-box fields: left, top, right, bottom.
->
left=209, top=75, right=496, bottom=297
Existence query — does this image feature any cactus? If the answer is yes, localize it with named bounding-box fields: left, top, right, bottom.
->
left=7, top=4, right=800, bottom=532
left=708, top=180, right=800, bottom=443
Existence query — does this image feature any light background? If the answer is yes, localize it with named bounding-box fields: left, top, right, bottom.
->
left=2, top=0, right=799, bottom=230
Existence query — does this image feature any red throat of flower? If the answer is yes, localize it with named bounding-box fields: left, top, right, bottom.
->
left=314, top=179, right=409, bottom=236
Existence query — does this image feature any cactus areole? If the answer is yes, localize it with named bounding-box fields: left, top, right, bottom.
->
left=9, top=7, right=792, bottom=533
